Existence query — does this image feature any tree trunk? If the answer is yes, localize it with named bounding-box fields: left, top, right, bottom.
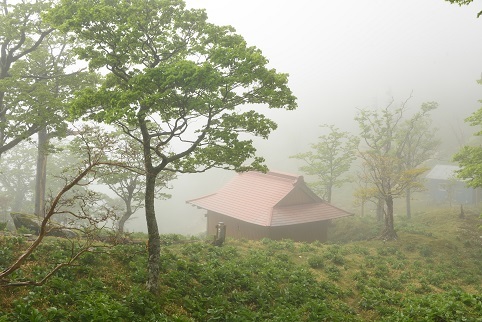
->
left=381, top=195, right=397, bottom=240
left=405, top=187, right=411, bottom=219
left=118, top=201, right=132, bottom=234
left=459, top=204, right=465, bottom=219
left=34, top=128, right=48, bottom=218
left=145, top=171, right=161, bottom=294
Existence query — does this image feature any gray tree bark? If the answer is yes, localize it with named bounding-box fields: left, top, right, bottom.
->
left=34, top=128, right=48, bottom=218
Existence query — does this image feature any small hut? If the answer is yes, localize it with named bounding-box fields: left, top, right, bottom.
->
left=425, top=165, right=479, bottom=205
left=187, top=171, right=352, bottom=242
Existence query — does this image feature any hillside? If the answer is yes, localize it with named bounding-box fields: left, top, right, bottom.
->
left=1, top=207, right=481, bottom=321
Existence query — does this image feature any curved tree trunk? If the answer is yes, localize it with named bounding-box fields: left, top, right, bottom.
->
left=118, top=189, right=133, bottom=234
left=117, top=208, right=131, bottom=234
left=117, top=180, right=136, bottom=234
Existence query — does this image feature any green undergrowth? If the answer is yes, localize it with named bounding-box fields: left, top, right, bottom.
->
left=1, top=208, right=481, bottom=321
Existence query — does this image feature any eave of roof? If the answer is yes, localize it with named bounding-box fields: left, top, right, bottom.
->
left=271, top=202, right=353, bottom=226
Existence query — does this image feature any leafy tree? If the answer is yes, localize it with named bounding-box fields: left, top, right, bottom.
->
left=455, top=146, right=482, bottom=187
left=0, top=0, right=54, bottom=157
left=290, top=124, right=358, bottom=203
left=453, top=82, right=482, bottom=187
left=355, top=97, right=432, bottom=240
left=47, top=0, right=297, bottom=293
left=1, top=0, right=96, bottom=218
left=30, top=33, right=96, bottom=218
left=396, top=102, right=439, bottom=218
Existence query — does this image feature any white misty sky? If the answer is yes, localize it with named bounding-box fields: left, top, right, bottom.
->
left=183, top=0, right=482, bottom=159
left=133, top=0, right=482, bottom=234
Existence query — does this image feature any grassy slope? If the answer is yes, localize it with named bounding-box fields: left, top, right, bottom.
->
left=1, top=207, right=481, bottom=321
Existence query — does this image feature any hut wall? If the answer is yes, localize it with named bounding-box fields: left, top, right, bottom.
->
left=427, top=178, right=476, bottom=204
left=206, top=211, right=329, bottom=242
left=206, top=211, right=268, bottom=240
left=268, top=221, right=328, bottom=242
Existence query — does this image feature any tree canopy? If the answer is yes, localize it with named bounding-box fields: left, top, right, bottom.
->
left=1, top=0, right=52, bottom=156
left=47, top=0, right=296, bottom=171
left=1, top=0, right=92, bottom=157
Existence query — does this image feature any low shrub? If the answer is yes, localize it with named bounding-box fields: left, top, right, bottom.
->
left=307, top=255, right=325, bottom=269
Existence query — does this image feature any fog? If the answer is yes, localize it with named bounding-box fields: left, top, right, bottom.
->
left=126, top=0, right=482, bottom=234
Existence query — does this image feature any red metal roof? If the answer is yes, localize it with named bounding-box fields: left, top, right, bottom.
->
left=187, top=171, right=352, bottom=227
left=271, top=203, right=352, bottom=227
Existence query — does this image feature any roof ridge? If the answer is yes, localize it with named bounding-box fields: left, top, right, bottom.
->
left=265, top=171, right=300, bottom=182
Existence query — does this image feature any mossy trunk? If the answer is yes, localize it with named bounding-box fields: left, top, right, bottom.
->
left=34, top=128, right=48, bottom=218
left=145, top=171, right=161, bottom=294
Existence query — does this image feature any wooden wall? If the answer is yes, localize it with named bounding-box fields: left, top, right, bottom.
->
left=268, top=221, right=328, bottom=242
left=206, top=211, right=329, bottom=242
